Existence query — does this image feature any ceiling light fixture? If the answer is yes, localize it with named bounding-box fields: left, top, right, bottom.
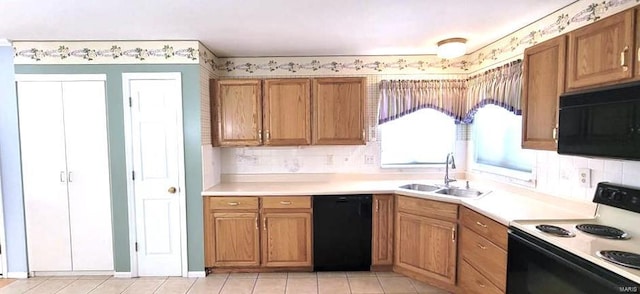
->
left=437, top=38, right=467, bottom=59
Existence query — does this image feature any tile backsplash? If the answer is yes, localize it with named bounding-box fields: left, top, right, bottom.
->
left=216, top=141, right=640, bottom=203
left=533, top=150, right=640, bottom=203
left=220, top=140, right=468, bottom=175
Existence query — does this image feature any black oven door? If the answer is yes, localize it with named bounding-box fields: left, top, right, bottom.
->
left=507, top=227, right=639, bottom=294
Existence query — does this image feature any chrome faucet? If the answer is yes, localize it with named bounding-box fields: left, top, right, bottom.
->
left=444, top=152, right=456, bottom=186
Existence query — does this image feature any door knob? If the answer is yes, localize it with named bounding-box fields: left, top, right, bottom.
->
left=168, top=187, right=177, bottom=194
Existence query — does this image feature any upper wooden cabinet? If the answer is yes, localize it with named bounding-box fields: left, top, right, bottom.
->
left=372, top=194, right=394, bottom=267
left=566, top=9, right=636, bottom=91
left=522, top=35, right=566, bottom=151
left=213, top=80, right=262, bottom=146
left=212, top=77, right=366, bottom=146
left=263, top=79, right=312, bottom=145
left=312, top=77, right=366, bottom=145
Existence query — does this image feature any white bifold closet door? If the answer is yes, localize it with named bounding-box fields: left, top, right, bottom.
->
left=18, top=78, right=113, bottom=272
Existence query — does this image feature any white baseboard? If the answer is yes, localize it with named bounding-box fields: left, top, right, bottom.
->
left=113, top=272, right=132, bottom=278
left=31, top=271, right=113, bottom=277
left=187, top=271, right=206, bottom=278
left=7, top=272, right=28, bottom=279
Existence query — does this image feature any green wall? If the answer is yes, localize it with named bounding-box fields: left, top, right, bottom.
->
left=15, top=64, right=204, bottom=272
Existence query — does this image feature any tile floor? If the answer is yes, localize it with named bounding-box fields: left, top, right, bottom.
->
left=0, top=271, right=451, bottom=294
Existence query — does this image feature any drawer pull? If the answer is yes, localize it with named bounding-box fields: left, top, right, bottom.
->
left=279, top=201, right=292, bottom=205
left=476, top=221, right=487, bottom=228
left=476, top=243, right=487, bottom=250
left=477, top=280, right=486, bottom=288
left=228, top=202, right=240, bottom=206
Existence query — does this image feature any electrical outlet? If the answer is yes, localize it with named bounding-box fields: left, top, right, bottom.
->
left=364, top=155, right=374, bottom=165
left=578, top=168, right=591, bottom=188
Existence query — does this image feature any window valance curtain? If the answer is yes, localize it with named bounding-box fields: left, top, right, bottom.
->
left=463, top=59, right=522, bottom=123
left=378, top=79, right=467, bottom=124
left=378, top=59, right=523, bottom=125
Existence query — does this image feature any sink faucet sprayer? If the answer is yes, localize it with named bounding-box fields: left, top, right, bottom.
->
left=444, top=152, right=456, bottom=186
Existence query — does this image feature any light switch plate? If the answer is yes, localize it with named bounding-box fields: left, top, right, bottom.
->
left=578, top=168, right=591, bottom=188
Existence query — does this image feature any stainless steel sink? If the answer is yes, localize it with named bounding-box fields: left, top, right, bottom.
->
left=398, top=183, right=441, bottom=192
left=398, top=183, right=487, bottom=199
left=434, top=187, right=483, bottom=198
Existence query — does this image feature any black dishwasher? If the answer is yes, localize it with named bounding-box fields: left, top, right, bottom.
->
left=313, top=195, right=372, bottom=271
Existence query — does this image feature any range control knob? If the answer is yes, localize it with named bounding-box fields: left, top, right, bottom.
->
left=596, top=188, right=605, bottom=198
left=611, top=191, right=622, bottom=201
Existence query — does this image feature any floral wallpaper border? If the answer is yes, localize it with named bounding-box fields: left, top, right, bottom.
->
left=13, top=41, right=201, bottom=64
left=12, top=0, right=640, bottom=70
left=214, top=0, right=640, bottom=75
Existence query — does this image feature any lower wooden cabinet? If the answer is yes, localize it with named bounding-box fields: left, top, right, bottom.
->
left=458, top=260, right=503, bottom=294
left=211, top=212, right=260, bottom=267
left=458, top=207, right=508, bottom=293
left=372, top=194, right=394, bottom=266
left=204, top=196, right=312, bottom=269
left=394, top=196, right=458, bottom=291
left=261, top=212, right=312, bottom=267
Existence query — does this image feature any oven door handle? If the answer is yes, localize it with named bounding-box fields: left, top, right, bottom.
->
left=509, top=231, right=631, bottom=290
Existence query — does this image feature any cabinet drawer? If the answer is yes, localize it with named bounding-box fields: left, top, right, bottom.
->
left=458, top=260, right=503, bottom=294
left=460, top=206, right=507, bottom=249
left=262, top=196, right=311, bottom=209
left=209, top=197, right=259, bottom=210
left=396, top=196, right=457, bottom=221
left=460, top=226, right=506, bottom=291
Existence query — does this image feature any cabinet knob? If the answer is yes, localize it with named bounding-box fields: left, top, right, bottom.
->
left=168, top=187, right=177, bottom=194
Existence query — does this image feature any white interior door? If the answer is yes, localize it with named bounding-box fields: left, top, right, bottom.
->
left=127, top=77, right=183, bottom=276
left=17, top=81, right=73, bottom=271
left=62, top=81, right=114, bottom=271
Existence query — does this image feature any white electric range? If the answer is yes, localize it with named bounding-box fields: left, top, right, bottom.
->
left=509, top=182, right=640, bottom=293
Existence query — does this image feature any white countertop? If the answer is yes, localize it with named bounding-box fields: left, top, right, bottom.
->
left=202, top=179, right=596, bottom=226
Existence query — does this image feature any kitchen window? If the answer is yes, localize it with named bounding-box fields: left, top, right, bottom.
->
left=471, top=104, right=533, bottom=179
left=380, top=108, right=456, bottom=166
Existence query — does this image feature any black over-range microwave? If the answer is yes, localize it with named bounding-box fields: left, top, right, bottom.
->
left=558, top=81, right=640, bottom=160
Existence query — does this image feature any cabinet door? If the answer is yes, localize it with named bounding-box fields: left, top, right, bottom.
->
left=312, top=77, right=366, bottom=145
left=522, top=35, right=566, bottom=150
left=18, top=81, right=73, bottom=271
left=212, top=212, right=260, bottom=267
left=263, top=79, right=311, bottom=145
left=372, top=194, right=394, bottom=266
left=214, top=80, right=262, bottom=146
left=395, top=212, right=457, bottom=285
left=567, top=10, right=635, bottom=90
left=62, top=81, right=114, bottom=271
left=261, top=212, right=312, bottom=267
